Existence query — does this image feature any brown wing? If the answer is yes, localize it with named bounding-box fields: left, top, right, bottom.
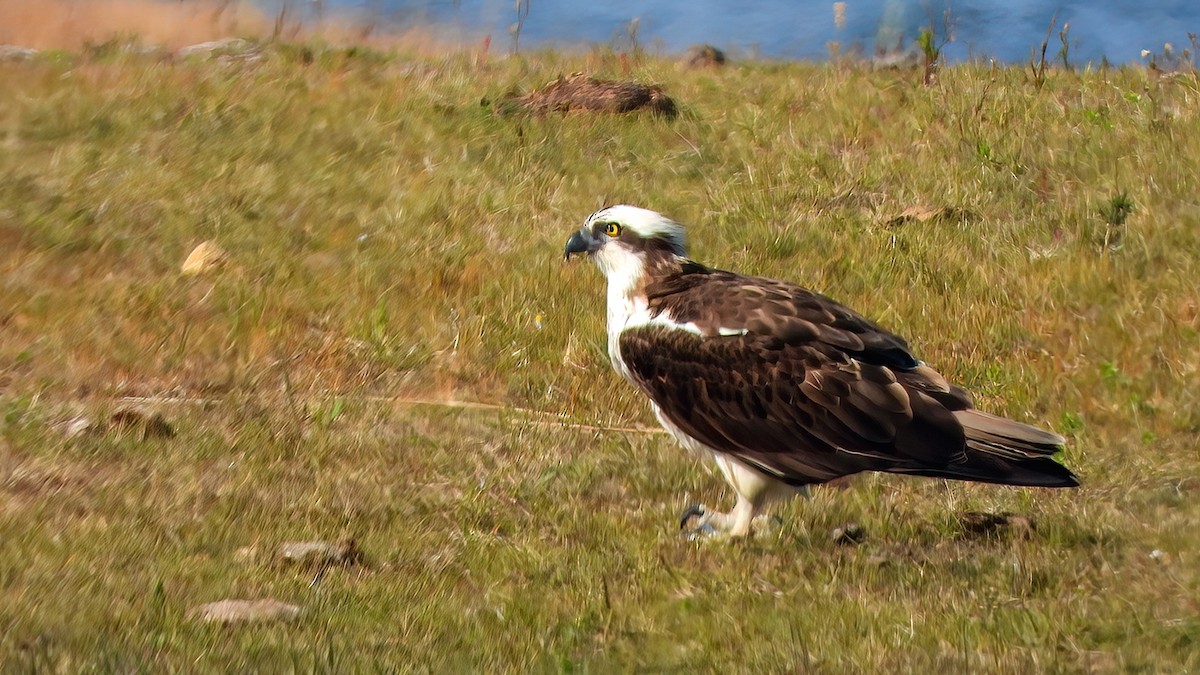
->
left=645, top=262, right=925, bottom=371
left=623, top=263, right=1077, bottom=488
left=618, top=324, right=970, bottom=486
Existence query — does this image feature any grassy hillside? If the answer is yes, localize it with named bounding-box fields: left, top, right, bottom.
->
left=1, top=42, right=1198, bottom=671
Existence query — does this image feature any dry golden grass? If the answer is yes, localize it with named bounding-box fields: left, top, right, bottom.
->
left=0, top=0, right=269, bottom=50
left=0, top=0, right=475, bottom=53
left=0, top=39, right=1198, bottom=671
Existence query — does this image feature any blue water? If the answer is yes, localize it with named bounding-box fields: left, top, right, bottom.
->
left=313, top=0, right=1197, bottom=64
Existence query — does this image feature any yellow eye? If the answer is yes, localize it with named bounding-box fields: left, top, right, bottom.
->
left=603, top=222, right=622, bottom=237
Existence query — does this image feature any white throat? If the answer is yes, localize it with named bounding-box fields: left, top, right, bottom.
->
left=594, top=245, right=650, bottom=382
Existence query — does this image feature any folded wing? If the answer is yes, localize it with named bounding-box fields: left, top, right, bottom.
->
left=621, top=267, right=1077, bottom=488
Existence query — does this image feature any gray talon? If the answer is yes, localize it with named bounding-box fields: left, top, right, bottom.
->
left=679, top=504, right=706, bottom=530
left=684, top=522, right=718, bottom=541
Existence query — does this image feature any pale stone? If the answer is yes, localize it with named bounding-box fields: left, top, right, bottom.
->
left=188, top=599, right=301, bottom=624
left=181, top=241, right=227, bottom=275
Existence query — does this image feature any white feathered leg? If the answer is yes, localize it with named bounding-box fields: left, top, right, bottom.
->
left=652, top=404, right=802, bottom=539
left=681, top=454, right=801, bottom=539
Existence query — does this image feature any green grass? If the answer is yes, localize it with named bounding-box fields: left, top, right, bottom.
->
left=1, top=42, right=1199, bottom=671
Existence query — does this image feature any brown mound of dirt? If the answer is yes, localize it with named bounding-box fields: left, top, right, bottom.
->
left=958, top=511, right=1036, bottom=540
left=682, top=44, right=727, bottom=69
left=506, top=74, right=677, bottom=118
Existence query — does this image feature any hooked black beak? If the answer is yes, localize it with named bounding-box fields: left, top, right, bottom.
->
left=564, top=229, right=594, bottom=261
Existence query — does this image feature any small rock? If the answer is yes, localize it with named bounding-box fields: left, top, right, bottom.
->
left=177, top=38, right=253, bottom=59
left=1149, top=549, right=1165, bottom=561
left=0, top=45, right=38, bottom=61
left=278, top=538, right=361, bottom=569
left=123, top=43, right=166, bottom=57
left=181, top=241, right=227, bottom=276
left=832, top=523, right=866, bottom=545
left=682, top=44, right=727, bottom=69
left=188, top=599, right=301, bottom=624
left=216, top=52, right=264, bottom=66
left=958, top=511, right=1035, bottom=540
left=63, top=416, right=98, bottom=439
left=108, top=408, right=175, bottom=440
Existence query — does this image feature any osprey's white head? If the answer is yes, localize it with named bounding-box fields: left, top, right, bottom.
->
left=563, top=205, right=688, bottom=286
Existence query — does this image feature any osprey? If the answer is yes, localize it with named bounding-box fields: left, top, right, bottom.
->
left=564, top=205, right=1078, bottom=538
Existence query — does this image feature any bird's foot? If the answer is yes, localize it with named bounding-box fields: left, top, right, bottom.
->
left=679, top=504, right=722, bottom=541
left=680, top=503, right=778, bottom=540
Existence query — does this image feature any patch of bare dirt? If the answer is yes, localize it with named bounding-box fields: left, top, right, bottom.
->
left=0, top=455, right=115, bottom=515
left=958, top=511, right=1036, bottom=540
left=883, top=205, right=977, bottom=228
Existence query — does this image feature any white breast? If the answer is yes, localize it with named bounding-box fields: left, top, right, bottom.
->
left=595, top=244, right=731, bottom=384
left=606, top=279, right=647, bottom=383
